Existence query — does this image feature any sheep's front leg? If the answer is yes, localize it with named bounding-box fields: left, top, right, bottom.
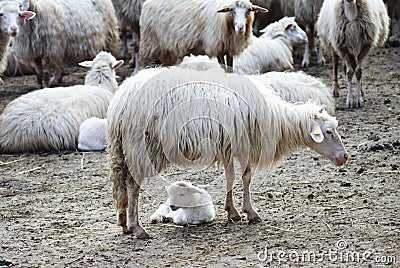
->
left=332, top=52, right=340, bottom=97
left=34, top=57, right=44, bottom=88
left=126, top=177, right=150, bottom=239
left=242, top=165, right=261, bottom=223
left=224, top=161, right=241, bottom=221
left=317, top=40, right=326, bottom=65
left=226, top=55, right=233, bottom=73
left=345, top=63, right=355, bottom=108
left=355, top=63, right=364, bottom=108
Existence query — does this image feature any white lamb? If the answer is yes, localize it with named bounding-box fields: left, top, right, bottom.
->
left=234, top=16, right=308, bottom=74
left=317, top=0, right=389, bottom=108
left=0, top=52, right=123, bottom=153
left=107, top=66, right=348, bottom=238
left=150, top=181, right=216, bottom=225
left=0, top=1, right=35, bottom=84
left=139, top=0, right=268, bottom=69
left=13, top=0, right=120, bottom=88
left=78, top=117, right=107, bottom=151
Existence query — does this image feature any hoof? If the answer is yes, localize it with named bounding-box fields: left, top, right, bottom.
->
left=228, top=215, right=242, bottom=222
left=248, top=216, right=262, bottom=223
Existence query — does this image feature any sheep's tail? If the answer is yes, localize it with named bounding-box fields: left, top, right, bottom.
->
left=107, top=131, right=128, bottom=219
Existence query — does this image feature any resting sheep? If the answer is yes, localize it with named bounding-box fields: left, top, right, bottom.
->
left=316, top=0, right=389, bottom=108
left=0, top=52, right=123, bottom=153
left=107, top=66, right=348, bottom=238
left=234, top=16, right=308, bottom=74
left=249, top=71, right=335, bottom=115
left=111, top=0, right=145, bottom=72
left=0, top=1, right=35, bottom=84
left=139, top=0, right=268, bottom=69
left=294, top=0, right=325, bottom=67
left=78, top=117, right=107, bottom=151
left=252, top=0, right=295, bottom=35
left=13, top=0, right=120, bottom=88
left=150, top=181, right=216, bottom=225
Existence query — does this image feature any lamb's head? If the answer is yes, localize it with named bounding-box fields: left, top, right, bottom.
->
left=307, top=110, right=348, bottom=166
left=166, top=181, right=212, bottom=210
left=281, top=17, right=308, bottom=45
left=80, top=51, right=124, bottom=71
left=217, top=0, right=268, bottom=36
left=0, top=1, right=35, bottom=37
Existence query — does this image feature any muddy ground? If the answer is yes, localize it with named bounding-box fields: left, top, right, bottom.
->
left=0, top=45, right=399, bottom=268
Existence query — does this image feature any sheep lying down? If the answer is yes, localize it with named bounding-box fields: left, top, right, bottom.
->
left=150, top=181, right=216, bottom=225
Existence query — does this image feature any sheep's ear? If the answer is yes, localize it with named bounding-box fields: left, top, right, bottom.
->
left=78, top=61, right=92, bottom=68
left=285, top=23, right=293, bottom=31
left=112, top=60, right=124, bottom=69
left=20, top=11, right=36, bottom=20
left=216, top=6, right=233, bottom=13
left=186, top=187, right=204, bottom=195
left=250, top=5, right=268, bottom=13
left=310, top=124, right=324, bottom=143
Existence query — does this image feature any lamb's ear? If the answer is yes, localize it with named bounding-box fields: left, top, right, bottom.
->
left=78, top=61, right=92, bottom=68
left=285, top=23, right=293, bottom=31
left=217, top=5, right=233, bottom=13
left=250, top=5, right=268, bottom=13
left=310, top=124, right=324, bottom=143
left=20, top=11, right=36, bottom=20
left=186, top=186, right=204, bottom=195
left=112, top=60, right=124, bottom=69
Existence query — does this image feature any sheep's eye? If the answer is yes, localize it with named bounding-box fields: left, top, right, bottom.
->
left=326, top=130, right=333, bottom=135
left=0, top=13, right=3, bottom=17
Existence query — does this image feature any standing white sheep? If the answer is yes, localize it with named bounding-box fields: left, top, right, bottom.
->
left=317, top=0, right=389, bottom=108
left=107, top=66, right=348, bottom=238
left=150, top=181, right=216, bottom=225
left=0, top=1, right=35, bottom=84
left=234, top=16, right=308, bottom=74
left=78, top=117, right=107, bottom=151
left=294, top=0, right=325, bottom=67
left=111, top=0, right=145, bottom=72
left=13, top=0, right=120, bottom=88
left=139, top=0, right=268, bottom=69
left=0, top=52, right=123, bottom=153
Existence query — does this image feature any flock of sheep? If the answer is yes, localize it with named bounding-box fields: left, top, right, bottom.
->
left=0, top=0, right=397, bottom=239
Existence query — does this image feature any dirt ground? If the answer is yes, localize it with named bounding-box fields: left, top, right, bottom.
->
left=0, top=44, right=399, bottom=268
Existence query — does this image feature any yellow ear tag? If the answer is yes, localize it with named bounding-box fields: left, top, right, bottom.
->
left=314, top=129, right=321, bottom=135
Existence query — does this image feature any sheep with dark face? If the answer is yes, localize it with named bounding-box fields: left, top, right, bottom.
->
left=317, top=0, right=389, bottom=108
left=107, top=66, right=348, bottom=239
left=139, top=0, right=268, bottom=70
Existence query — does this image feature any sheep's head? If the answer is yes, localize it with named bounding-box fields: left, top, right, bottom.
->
left=0, top=1, right=35, bottom=37
left=282, top=17, right=308, bottom=45
left=166, top=181, right=211, bottom=209
left=307, top=110, right=348, bottom=166
left=217, top=0, right=268, bottom=35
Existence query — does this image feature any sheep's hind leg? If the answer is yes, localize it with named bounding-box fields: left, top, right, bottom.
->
left=241, top=165, right=261, bottom=223
left=332, top=52, right=340, bottom=97
left=224, top=161, right=241, bottom=222
left=126, top=176, right=150, bottom=239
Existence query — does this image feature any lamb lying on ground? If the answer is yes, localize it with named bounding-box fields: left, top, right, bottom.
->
left=150, top=181, right=216, bottom=225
